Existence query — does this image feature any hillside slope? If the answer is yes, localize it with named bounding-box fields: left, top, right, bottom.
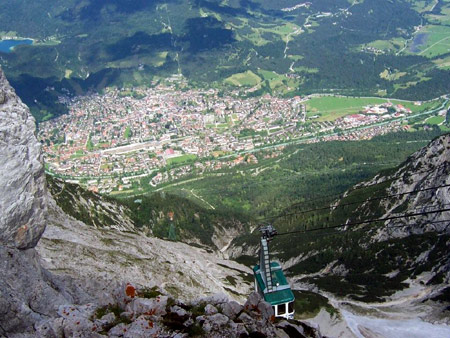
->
left=47, top=175, right=251, bottom=251
left=229, top=134, right=450, bottom=324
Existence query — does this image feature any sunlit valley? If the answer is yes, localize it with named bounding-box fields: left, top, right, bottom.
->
left=1, top=1, right=449, bottom=337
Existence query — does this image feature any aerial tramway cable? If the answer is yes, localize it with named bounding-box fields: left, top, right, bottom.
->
left=260, top=183, right=450, bottom=222
left=275, top=207, right=450, bottom=237
left=275, top=219, right=450, bottom=241
left=271, top=162, right=449, bottom=210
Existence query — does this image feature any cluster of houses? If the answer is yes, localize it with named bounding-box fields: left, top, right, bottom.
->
left=39, top=85, right=305, bottom=190
left=39, top=84, right=421, bottom=193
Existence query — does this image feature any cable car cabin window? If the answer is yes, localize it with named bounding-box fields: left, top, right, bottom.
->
left=288, top=301, right=294, bottom=313
left=278, top=303, right=286, bottom=315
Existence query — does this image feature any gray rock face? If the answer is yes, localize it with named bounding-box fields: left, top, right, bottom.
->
left=0, top=67, right=47, bottom=249
left=352, top=134, right=450, bottom=240
left=0, top=68, right=75, bottom=336
left=35, top=285, right=321, bottom=338
left=0, top=246, right=69, bottom=335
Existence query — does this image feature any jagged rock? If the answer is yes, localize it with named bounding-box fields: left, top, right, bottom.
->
left=120, top=311, right=134, bottom=321
left=219, top=300, right=243, bottom=319
left=94, top=312, right=116, bottom=331
left=244, top=292, right=275, bottom=322
left=58, top=303, right=97, bottom=320
left=362, top=134, right=450, bottom=240
left=126, top=296, right=168, bottom=318
left=122, top=315, right=162, bottom=337
left=276, top=320, right=306, bottom=337
left=171, top=305, right=188, bottom=317
left=0, top=67, right=47, bottom=249
left=108, top=323, right=129, bottom=337
left=35, top=318, right=65, bottom=338
left=244, top=291, right=261, bottom=310
left=202, top=313, right=229, bottom=333
left=0, top=244, right=69, bottom=335
left=204, top=304, right=218, bottom=315
left=197, top=293, right=230, bottom=306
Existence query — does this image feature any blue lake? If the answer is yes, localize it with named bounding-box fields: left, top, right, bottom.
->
left=0, top=39, right=33, bottom=53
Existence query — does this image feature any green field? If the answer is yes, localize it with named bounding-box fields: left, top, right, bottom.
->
left=306, top=97, right=389, bottom=121
left=224, top=71, right=262, bottom=87
left=257, top=69, right=287, bottom=89
left=425, top=5, right=450, bottom=25
left=258, top=70, right=279, bottom=81
left=305, top=96, right=441, bottom=122
left=416, top=25, right=450, bottom=58
left=433, top=55, right=450, bottom=70
left=167, top=154, right=197, bottom=165
left=70, top=150, right=86, bottom=159
left=425, top=115, right=446, bottom=125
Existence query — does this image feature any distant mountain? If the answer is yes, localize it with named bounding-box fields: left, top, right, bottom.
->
left=1, top=0, right=450, bottom=121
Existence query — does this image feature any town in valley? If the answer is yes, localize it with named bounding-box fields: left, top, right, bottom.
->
left=39, top=77, right=448, bottom=195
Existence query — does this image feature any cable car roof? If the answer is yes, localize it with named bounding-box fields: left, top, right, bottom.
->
left=253, top=262, right=295, bottom=305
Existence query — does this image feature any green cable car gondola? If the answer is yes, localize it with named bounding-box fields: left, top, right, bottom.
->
left=253, top=225, right=295, bottom=319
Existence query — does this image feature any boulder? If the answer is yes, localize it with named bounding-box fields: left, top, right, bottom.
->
left=126, top=296, right=168, bottom=318
left=219, top=300, right=243, bottom=319
left=204, top=304, right=218, bottom=315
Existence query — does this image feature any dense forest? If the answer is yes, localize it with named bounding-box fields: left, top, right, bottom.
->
left=1, top=0, right=449, bottom=121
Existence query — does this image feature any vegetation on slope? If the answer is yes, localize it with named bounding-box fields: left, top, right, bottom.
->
left=1, top=0, right=450, bottom=121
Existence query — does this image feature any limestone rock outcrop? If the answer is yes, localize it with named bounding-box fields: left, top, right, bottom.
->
left=0, top=68, right=71, bottom=336
left=38, top=285, right=322, bottom=338
left=0, top=67, right=47, bottom=249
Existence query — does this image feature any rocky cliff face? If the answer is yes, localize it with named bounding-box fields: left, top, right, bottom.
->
left=369, top=134, right=450, bottom=239
left=0, top=68, right=47, bottom=249
left=0, top=67, right=75, bottom=336
left=37, top=198, right=254, bottom=304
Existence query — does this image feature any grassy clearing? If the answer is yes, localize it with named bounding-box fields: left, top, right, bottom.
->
left=416, top=25, right=450, bottom=58
left=167, top=154, right=197, bottom=165
left=240, top=22, right=302, bottom=45
left=64, top=69, right=73, bottom=79
left=425, top=115, right=445, bottom=125
left=257, top=69, right=286, bottom=89
left=70, top=150, right=86, bottom=159
left=433, top=55, right=450, bottom=70
left=288, top=54, right=304, bottom=61
left=258, top=69, right=279, bottom=80
left=425, top=5, right=450, bottom=25
left=379, top=69, right=406, bottom=81
left=409, top=0, right=434, bottom=12
left=224, top=70, right=262, bottom=87
left=107, top=52, right=168, bottom=69
left=294, top=66, right=319, bottom=74
left=364, top=38, right=406, bottom=52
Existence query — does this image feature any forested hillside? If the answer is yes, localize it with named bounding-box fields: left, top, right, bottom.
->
left=1, top=0, right=449, bottom=121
